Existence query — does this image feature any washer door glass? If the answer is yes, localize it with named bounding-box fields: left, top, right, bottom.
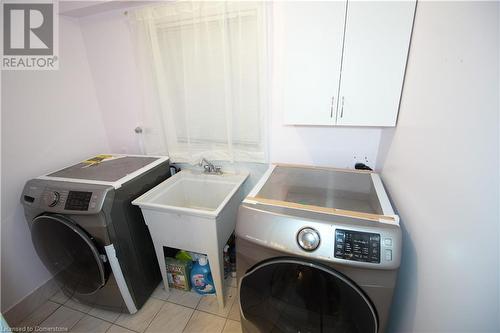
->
left=31, top=214, right=106, bottom=295
left=239, top=259, right=377, bottom=333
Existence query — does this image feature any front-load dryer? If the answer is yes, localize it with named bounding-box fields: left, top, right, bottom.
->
left=236, top=164, right=401, bottom=333
left=21, top=155, right=170, bottom=314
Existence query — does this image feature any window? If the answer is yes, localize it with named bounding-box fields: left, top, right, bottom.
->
left=132, top=2, right=268, bottom=163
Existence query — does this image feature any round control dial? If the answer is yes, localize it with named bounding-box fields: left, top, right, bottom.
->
left=45, top=191, right=60, bottom=207
left=297, top=227, right=320, bottom=251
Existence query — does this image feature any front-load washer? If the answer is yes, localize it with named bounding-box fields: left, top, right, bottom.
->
left=21, top=155, right=170, bottom=314
left=236, top=164, right=401, bottom=333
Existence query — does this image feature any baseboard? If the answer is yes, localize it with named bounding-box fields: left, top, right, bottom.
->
left=3, top=278, right=59, bottom=326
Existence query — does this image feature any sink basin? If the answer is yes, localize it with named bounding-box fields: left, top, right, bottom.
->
left=132, top=168, right=249, bottom=310
left=133, top=169, right=249, bottom=217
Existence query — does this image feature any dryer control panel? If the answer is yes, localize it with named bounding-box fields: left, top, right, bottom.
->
left=65, top=191, right=93, bottom=211
left=335, top=229, right=380, bottom=263
left=39, top=188, right=105, bottom=213
left=22, top=180, right=112, bottom=215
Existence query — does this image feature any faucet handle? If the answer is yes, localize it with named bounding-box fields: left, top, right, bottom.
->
left=214, top=166, right=222, bottom=174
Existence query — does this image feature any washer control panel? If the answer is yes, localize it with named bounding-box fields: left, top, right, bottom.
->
left=335, top=229, right=380, bottom=263
left=65, top=191, right=93, bottom=211
left=36, top=186, right=108, bottom=214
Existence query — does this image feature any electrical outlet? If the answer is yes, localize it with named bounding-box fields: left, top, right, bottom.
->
left=353, top=155, right=370, bottom=167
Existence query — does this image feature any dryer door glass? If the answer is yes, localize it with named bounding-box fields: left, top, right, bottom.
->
left=31, top=214, right=106, bottom=295
left=239, top=259, right=377, bottom=333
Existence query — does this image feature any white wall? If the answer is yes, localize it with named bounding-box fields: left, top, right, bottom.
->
left=79, top=10, right=143, bottom=154
left=379, top=2, right=500, bottom=332
left=1, top=17, right=110, bottom=311
left=78, top=6, right=383, bottom=170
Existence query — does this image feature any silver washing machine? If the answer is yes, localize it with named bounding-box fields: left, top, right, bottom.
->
left=236, top=164, right=401, bottom=333
left=21, top=155, right=170, bottom=314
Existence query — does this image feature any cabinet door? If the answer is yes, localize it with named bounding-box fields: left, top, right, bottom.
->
left=282, top=1, right=347, bottom=125
left=336, top=1, right=415, bottom=127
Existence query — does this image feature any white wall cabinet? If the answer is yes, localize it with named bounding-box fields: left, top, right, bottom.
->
left=281, top=1, right=416, bottom=127
left=282, top=1, right=347, bottom=125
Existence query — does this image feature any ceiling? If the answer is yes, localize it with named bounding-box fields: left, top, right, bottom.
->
left=59, top=1, right=162, bottom=17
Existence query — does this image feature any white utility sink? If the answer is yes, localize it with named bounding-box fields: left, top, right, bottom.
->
left=132, top=169, right=249, bottom=309
left=137, top=170, right=247, bottom=216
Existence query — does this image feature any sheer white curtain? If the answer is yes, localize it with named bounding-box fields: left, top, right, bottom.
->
left=131, top=1, right=269, bottom=163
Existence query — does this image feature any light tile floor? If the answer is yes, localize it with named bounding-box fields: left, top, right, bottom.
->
left=11, top=277, right=242, bottom=333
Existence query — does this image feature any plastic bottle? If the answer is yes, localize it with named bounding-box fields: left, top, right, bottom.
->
left=223, top=245, right=230, bottom=279
left=229, top=243, right=237, bottom=278
left=175, top=250, right=193, bottom=262
left=188, top=251, right=203, bottom=262
left=190, top=256, right=215, bottom=295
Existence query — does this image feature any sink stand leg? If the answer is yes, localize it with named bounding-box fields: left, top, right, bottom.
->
left=208, top=248, right=225, bottom=311
left=153, top=240, right=170, bottom=292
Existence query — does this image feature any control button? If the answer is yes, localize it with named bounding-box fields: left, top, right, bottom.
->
left=297, top=228, right=320, bottom=251
left=384, top=238, right=393, bottom=247
left=385, top=249, right=392, bottom=261
left=44, top=191, right=60, bottom=207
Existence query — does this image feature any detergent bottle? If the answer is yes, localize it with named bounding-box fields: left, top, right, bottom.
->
left=190, top=256, right=215, bottom=295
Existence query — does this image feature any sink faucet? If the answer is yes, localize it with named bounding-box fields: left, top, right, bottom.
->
left=199, top=158, right=223, bottom=175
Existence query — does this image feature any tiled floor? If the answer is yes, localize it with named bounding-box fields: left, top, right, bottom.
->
left=9, top=277, right=241, bottom=333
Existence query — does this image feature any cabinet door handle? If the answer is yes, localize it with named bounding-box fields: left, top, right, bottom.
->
left=340, top=96, right=345, bottom=118
left=330, top=96, right=335, bottom=118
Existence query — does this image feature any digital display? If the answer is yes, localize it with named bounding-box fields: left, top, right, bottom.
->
left=65, top=191, right=92, bottom=211
left=335, top=229, right=380, bottom=263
